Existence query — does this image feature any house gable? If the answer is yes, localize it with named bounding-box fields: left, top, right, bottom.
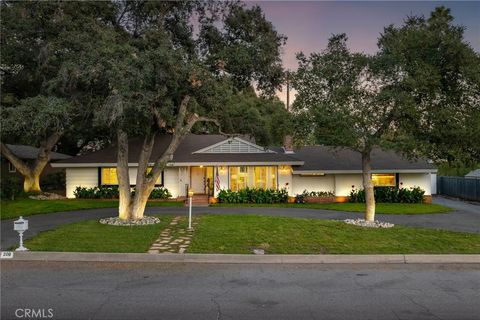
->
left=193, top=137, right=274, bottom=154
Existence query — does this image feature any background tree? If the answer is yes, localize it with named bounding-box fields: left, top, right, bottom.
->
left=218, top=88, right=292, bottom=146
left=0, top=1, right=115, bottom=192
left=69, top=1, right=287, bottom=220
left=378, top=6, right=480, bottom=166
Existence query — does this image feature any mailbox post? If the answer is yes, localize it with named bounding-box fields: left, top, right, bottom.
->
left=14, top=216, right=29, bottom=251
left=187, top=189, right=194, bottom=230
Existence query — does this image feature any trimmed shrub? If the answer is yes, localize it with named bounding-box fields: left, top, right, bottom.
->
left=217, top=188, right=289, bottom=204
left=74, top=185, right=172, bottom=199
left=349, top=187, right=425, bottom=203
left=145, top=186, right=172, bottom=199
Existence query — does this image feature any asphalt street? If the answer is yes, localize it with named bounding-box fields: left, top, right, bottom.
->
left=1, top=261, right=480, bottom=320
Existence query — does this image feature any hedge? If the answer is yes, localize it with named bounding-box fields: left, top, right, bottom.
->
left=74, top=185, right=172, bottom=199
left=349, top=186, right=425, bottom=203
left=217, top=188, right=289, bottom=204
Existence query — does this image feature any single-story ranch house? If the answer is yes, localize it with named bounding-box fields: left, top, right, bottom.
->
left=51, top=134, right=437, bottom=202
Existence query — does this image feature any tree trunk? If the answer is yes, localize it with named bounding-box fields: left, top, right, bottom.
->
left=23, top=173, right=41, bottom=193
left=116, top=129, right=132, bottom=220
left=1, top=140, right=57, bottom=193
left=362, top=149, right=376, bottom=221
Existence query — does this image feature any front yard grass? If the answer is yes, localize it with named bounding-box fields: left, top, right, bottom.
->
left=0, top=198, right=183, bottom=220
left=25, top=214, right=480, bottom=254
left=188, top=215, right=480, bottom=254
left=213, top=202, right=452, bottom=214
left=24, top=215, right=173, bottom=253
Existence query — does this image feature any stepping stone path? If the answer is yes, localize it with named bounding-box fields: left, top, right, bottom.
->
left=148, top=216, right=198, bottom=254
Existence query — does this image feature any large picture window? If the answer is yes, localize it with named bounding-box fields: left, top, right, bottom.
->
left=230, top=166, right=278, bottom=191
left=371, top=173, right=396, bottom=187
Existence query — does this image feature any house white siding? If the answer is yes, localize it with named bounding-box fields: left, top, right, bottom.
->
left=66, top=168, right=98, bottom=198
left=291, top=175, right=335, bottom=195
left=334, top=174, right=363, bottom=196
left=277, top=166, right=293, bottom=195
left=163, top=167, right=179, bottom=197
left=399, top=173, right=432, bottom=195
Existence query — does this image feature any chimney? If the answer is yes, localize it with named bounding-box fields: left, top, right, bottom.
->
left=283, top=135, right=294, bottom=154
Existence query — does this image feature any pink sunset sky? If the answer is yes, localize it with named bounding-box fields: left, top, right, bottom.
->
left=250, top=1, right=480, bottom=104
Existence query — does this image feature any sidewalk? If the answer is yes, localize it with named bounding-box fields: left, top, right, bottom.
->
left=3, top=251, right=480, bottom=264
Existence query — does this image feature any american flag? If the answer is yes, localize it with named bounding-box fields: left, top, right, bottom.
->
left=215, top=168, right=221, bottom=191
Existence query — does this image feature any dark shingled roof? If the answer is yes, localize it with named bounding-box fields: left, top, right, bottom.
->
left=53, top=135, right=435, bottom=171
left=290, top=146, right=435, bottom=171
left=54, top=134, right=303, bottom=165
left=5, top=144, right=71, bottom=160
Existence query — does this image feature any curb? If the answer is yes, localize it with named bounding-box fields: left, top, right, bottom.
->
left=3, top=252, right=480, bottom=264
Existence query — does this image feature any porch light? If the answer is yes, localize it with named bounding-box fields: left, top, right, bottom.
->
left=219, top=166, right=227, bottom=174
left=188, top=189, right=194, bottom=198
left=199, top=165, right=204, bottom=168
left=279, top=166, right=290, bottom=174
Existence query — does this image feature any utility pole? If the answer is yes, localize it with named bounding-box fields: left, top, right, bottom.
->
left=285, top=70, right=290, bottom=112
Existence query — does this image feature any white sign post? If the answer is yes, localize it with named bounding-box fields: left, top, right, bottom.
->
left=14, top=216, right=29, bottom=251
left=188, top=189, right=194, bottom=230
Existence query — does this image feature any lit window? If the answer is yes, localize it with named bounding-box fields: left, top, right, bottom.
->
left=372, top=173, right=396, bottom=187
left=8, top=162, right=16, bottom=173
left=101, top=168, right=118, bottom=185
left=229, top=166, right=249, bottom=191
left=254, top=167, right=267, bottom=189
left=101, top=167, right=162, bottom=185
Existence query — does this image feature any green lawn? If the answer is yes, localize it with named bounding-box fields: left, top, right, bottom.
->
left=213, top=202, right=452, bottom=214
left=0, top=198, right=183, bottom=220
left=24, top=215, right=173, bottom=252
left=188, top=215, right=480, bottom=254
left=23, top=214, right=480, bottom=254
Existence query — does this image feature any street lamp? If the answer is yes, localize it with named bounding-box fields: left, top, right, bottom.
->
left=187, top=188, right=194, bottom=230
left=14, top=216, right=29, bottom=251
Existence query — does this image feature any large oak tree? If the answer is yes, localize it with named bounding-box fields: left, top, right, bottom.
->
left=71, top=1, right=287, bottom=220
left=0, top=1, right=116, bottom=192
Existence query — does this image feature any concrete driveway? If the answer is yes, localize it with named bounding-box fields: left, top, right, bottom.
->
left=1, top=196, right=479, bottom=250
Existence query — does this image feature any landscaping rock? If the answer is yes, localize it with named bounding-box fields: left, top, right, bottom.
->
left=29, top=192, right=66, bottom=200
left=99, top=216, right=161, bottom=226
left=253, top=249, right=265, bottom=255
left=344, top=218, right=394, bottom=228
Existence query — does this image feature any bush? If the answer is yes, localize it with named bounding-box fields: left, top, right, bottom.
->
left=0, top=177, right=23, bottom=200
left=144, top=186, right=172, bottom=199
left=295, top=189, right=335, bottom=203
left=349, top=187, right=425, bottom=203
left=217, top=188, right=288, bottom=204
left=74, top=185, right=118, bottom=199
left=74, top=185, right=172, bottom=199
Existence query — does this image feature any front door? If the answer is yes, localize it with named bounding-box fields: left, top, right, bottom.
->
left=190, top=167, right=205, bottom=194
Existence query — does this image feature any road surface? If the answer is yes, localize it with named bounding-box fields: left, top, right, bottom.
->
left=2, top=261, right=479, bottom=320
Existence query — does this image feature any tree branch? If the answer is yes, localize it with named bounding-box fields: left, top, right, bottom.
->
left=0, top=142, right=31, bottom=176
